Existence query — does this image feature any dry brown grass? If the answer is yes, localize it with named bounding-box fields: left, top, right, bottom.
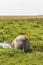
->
left=0, top=16, right=43, bottom=19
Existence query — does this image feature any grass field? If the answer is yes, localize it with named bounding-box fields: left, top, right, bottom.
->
left=0, top=17, right=43, bottom=65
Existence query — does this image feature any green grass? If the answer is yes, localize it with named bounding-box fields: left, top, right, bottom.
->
left=0, top=49, right=43, bottom=65
left=0, top=18, right=43, bottom=65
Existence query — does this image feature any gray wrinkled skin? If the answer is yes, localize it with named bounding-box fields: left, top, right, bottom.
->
left=11, top=35, right=30, bottom=52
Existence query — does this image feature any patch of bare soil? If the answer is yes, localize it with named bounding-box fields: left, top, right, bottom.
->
left=0, top=16, right=43, bottom=19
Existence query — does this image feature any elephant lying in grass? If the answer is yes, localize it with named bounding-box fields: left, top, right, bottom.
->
left=11, top=35, right=30, bottom=52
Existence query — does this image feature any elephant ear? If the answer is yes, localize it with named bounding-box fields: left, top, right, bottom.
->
left=25, top=38, right=30, bottom=48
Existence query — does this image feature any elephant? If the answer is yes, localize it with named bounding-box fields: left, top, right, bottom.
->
left=11, top=35, right=30, bottom=52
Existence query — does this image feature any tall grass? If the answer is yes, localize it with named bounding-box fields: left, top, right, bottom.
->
left=0, top=18, right=43, bottom=65
left=0, top=18, right=43, bottom=50
left=0, top=48, right=43, bottom=65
